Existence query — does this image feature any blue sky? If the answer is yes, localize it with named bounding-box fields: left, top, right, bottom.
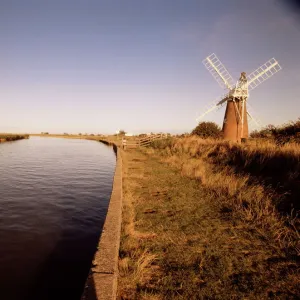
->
left=1, top=0, right=300, bottom=134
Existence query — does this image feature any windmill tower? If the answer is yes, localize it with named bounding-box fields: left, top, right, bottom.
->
left=198, top=54, right=282, bottom=142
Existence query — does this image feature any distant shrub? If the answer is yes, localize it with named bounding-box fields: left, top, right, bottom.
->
left=178, top=133, right=190, bottom=138
left=251, top=119, right=300, bottom=145
left=273, top=119, right=300, bottom=145
left=191, top=122, right=221, bottom=139
left=250, top=125, right=274, bottom=139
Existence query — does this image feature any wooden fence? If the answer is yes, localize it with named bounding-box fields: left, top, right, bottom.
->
left=138, top=133, right=167, bottom=147
left=122, top=133, right=167, bottom=149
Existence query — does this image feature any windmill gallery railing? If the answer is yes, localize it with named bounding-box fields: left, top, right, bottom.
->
left=122, top=133, right=167, bottom=149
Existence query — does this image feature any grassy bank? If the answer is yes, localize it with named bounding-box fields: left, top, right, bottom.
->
left=117, top=138, right=299, bottom=299
left=0, top=134, right=29, bottom=143
left=152, top=137, right=300, bottom=218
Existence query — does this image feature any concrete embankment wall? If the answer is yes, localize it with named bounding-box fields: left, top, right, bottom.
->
left=81, top=141, right=122, bottom=300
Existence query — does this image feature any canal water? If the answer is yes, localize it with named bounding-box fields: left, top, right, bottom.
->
left=0, top=137, right=116, bottom=300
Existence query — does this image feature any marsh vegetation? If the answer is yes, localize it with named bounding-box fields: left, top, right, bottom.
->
left=0, top=134, right=29, bottom=142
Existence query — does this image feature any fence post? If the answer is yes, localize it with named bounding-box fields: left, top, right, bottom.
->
left=122, top=138, right=127, bottom=150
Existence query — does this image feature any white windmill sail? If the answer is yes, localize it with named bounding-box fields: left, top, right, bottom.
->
left=247, top=103, right=264, bottom=129
left=247, top=58, right=281, bottom=91
left=196, top=93, right=229, bottom=122
left=202, top=53, right=235, bottom=90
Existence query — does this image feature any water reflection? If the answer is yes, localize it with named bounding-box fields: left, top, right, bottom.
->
left=0, top=137, right=115, bottom=300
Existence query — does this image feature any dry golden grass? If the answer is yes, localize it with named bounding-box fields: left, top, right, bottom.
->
left=155, top=136, right=300, bottom=249
left=118, top=151, right=164, bottom=299
left=118, top=138, right=300, bottom=299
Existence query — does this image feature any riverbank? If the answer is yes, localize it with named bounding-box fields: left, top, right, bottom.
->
left=81, top=141, right=123, bottom=300
left=117, top=138, right=299, bottom=299
left=0, top=134, right=29, bottom=143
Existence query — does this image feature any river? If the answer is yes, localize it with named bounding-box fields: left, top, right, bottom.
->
left=0, top=137, right=116, bottom=300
